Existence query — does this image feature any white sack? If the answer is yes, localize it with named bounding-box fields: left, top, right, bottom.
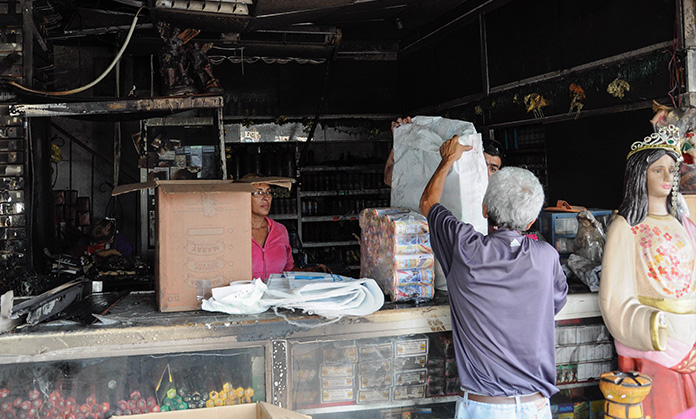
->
left=262, top=272, right=384, bottom=318
left=391, top=116, right=488, bottom=234
left=391, top=116, right=489, bottom=291
left=200, top=278, right=270, bottom=315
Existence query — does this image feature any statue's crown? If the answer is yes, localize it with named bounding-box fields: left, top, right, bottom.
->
left=627, top=125, right=683, bottom=160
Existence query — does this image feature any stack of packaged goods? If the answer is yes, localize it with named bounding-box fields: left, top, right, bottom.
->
left=359, top=208, right=435, bottom=302
left=319, top=342, right=357, bottom=406
left=357, top=338, right=394, bottom=404
left=355, top=336, right=429, bottom=404
left=393, top=336, right=429, bottom=402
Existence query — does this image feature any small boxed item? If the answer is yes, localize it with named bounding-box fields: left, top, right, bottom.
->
left=392, top=384, right=425, bottom=401
left=357, top=341, right=393, bottom=361
left=394, top=336, right=429, bottom=357
left=323, top=344, right=357, bottom=363
left=357, top=388, right=390, bottom=404
left=394, top=369, right=427, bottom=386
left=359, top=373, right=392, bottom=389
left=129, top=402, right=310, bottom=418
left=394, top=355, right=427, bottom=371
left=321, top=377, right=354, bottom=389
left=358, top=360, right=392, bottom=375
left=321, top=387, right=355, bottom=404
left=320, top=363, right=355, bottom=378
left=113, top=180, right=255, bottom=311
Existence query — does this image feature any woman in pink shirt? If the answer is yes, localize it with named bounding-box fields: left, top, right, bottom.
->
left=250, top=181, right=295, bottom=280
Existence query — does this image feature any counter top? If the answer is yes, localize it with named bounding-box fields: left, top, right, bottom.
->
left=0, top=289, right=601, bottom=363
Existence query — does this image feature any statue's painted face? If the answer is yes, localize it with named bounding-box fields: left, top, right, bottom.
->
left=647, top=154, right=677, bottom=200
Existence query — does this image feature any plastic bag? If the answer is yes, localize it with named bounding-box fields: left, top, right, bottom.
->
left=359, top=208, right=434, bottom=302
left=390, top=116, right=488, bottom=234
left=262, top=272, right=385, bottom=318
left=200, top=278, right=270, bottom=314
left=390, top=116, right=488, bottom=290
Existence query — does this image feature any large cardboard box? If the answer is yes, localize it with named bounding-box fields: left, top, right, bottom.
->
left=114, top=180, right=255, bottom=312
left=128, top=402, right=311, bottom=419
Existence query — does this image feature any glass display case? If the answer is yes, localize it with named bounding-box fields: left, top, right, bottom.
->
left=290, top=332, right=456, bottom=413
left=0, top=291, right=609, bottom=418
left=0, top=346, right=265, bottom=418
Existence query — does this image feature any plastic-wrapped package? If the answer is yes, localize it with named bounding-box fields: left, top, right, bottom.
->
left=359, top=208, right=434, bottom=302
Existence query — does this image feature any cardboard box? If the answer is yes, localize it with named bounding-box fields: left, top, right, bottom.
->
left=128, top=402, right=310, bottom=419
left=114, top=180, right=255, bottom=311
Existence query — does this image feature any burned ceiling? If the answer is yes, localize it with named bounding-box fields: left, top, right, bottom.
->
left=38, top=0, right=491, bottom=60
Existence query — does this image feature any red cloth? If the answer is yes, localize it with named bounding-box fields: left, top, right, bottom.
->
left=252, top=217, right=294, bottom=280
left=618, top=343, right=696, bottom=419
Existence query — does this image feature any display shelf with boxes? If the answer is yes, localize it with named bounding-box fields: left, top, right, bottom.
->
left=492, top=125, right=548, bottom=187
left=137, top=110, right=227, bottom=254
left=289, top=332, right=458, bottom=416
left=223, top=120, right=392, bottom=275
left=554, top=318, right=617, bottom=389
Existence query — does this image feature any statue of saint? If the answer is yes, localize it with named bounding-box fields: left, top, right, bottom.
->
left=599, top=125, right=696, bottom=419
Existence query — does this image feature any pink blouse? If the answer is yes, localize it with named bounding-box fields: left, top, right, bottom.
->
left=252, top=217, right=294, bottom=280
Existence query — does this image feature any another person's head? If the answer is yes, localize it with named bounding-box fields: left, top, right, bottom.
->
left=618, top=147, right=682, bottom=226
left=483, top=140, right=503, bottom=178
left=483, top=167, right=544, bottom=232
left=90, top=218, right=116, bottom=245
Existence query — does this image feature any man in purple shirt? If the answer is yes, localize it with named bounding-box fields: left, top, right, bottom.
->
left=420, top=135, right=568, bottom=419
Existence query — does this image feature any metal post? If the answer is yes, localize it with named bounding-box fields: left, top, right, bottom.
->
left=479, top=13, right=490, bottom=97
left=680, top=0, right=696, bottom=106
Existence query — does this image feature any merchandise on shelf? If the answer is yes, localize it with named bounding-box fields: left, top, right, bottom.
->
left=292, top=335, right=436, bottom=410
left=0, top=347, right=264, bottom=418
left=359, top=208, right=434, bottom=302
left=0, top=118, right=27, bottom=284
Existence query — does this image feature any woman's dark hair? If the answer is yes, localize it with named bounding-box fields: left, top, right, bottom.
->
left=90, top=219, right=116, bottom=244
left=617, top=148, right=682, bottom=226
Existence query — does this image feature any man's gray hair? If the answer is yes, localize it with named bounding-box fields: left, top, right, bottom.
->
left=483, top=167, right=545, bottom=231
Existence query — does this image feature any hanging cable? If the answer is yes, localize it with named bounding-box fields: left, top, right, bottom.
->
left=8, top=7, right=144, bottom=96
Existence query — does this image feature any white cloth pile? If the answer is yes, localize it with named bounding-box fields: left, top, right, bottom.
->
left=201, top=272, right=384, bottom=319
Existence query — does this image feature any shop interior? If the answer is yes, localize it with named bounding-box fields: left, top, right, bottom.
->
left=0, top=0, right=692, bottom=418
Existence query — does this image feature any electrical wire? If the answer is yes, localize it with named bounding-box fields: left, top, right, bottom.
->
left=667, top=13, right=681, bottom=108
left=7, top=7, right=144, bottom=96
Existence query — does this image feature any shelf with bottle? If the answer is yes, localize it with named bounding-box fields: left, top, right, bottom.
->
left=300, top=164, right=385, bottom=173
left=223, top=119, right=394, bottom=144
left=0, top=117, right=27, bottom=277
left=225, top=143, right=297, bottom=180
left=300, top=197, right=389, bottom=221
left=299, top=189, right=390, bottom=197
left=300, top=171, right=390, bottom=196
left=302, top=241, right=360, bottom=248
